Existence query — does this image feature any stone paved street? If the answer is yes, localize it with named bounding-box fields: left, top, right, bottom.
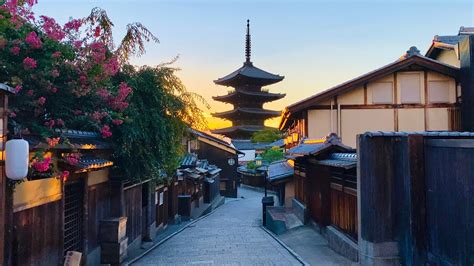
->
left=133, top=187, right=302, bottom=265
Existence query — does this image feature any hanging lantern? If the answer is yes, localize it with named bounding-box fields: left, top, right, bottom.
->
left=5, top=139, right=29, bottom=180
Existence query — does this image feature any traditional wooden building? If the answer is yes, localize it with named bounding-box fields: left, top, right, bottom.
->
left=212, top=20, right=285, bottom=139
left=185, top=129, right=243, bottom=197
left=280, top=46, right=461, bottom=148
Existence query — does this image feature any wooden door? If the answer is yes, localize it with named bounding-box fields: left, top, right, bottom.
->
left=64, top=180, right=85, bottom=254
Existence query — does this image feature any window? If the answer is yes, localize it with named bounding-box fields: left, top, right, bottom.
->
left=429, top=81, right=450, bottom=103
left=371, top=82, right=393, bottom=104
left=400, top=73, right=421, bottom=104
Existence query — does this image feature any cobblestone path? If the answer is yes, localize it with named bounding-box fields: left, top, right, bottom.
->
left=133, top=187, right=301, bottom=265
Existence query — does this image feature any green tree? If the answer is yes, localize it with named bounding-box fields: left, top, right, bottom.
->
left=251, top=129, right=282, bottom=143
left=112, top=64, right=207, bottom=182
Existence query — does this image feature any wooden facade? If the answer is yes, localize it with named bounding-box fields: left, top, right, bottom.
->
left=280, top=50, right=461, bottom=148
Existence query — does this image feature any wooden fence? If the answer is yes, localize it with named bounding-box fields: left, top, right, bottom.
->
left=358, top=132, right=474, bottom=265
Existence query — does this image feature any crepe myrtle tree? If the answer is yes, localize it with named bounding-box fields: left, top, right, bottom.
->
left=0, top=1, right=206, bottom=182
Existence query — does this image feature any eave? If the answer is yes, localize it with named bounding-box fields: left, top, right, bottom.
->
left=213, top=90, right=285, bottom=104
left=213, top=107, right=281, bottom=120
left=214, top=62, right=284, bottom=87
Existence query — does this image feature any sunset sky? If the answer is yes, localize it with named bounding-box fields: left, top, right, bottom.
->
left=34, top=0, right=473, bottom=129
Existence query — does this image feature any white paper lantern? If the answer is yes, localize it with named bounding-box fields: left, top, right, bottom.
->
left=5, top=139, right=29, bottom=180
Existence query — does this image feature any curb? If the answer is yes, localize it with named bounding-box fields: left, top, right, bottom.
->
left=260, top=225, right=309, bottom=266
left=124, top=198, right=225, bottom=265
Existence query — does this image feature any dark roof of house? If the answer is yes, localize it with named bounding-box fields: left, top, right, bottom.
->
left=74, top=156, right=114, bottom=173
left=0, top=83, right=15, bottom=94
left=361, top=131, right=474, bottom=138
left=214, top=62, right=284, bottom=87
left=286, top=134, right=352, bottom=158
left=266, top=139, right=285, bottom=148
left=24, top=129, right=111, bottom=150
left=189, top=128, right=243, bottom=155
left=266, top=160, right=294, bottom=183
left=280, top=47, right=460, bottom=130
left=231, top=139, right=271, bottom=151
left=425, top=26, right=474, bottom=58
left=317, top=153, right=357, bottom=169
left=180, top=153, right=198, bottom=168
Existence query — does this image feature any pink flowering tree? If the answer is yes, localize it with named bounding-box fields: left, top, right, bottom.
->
left=0, top=1, right=158, bottom=140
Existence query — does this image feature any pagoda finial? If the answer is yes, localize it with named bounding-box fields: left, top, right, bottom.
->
left=245, top=19, right=251, bottom=63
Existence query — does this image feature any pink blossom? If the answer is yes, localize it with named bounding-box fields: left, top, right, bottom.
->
left=23, top=57, right=37, bottom=70
left=56, top=118, right=64, bottom=126
left=39, top=15, right=65, bottom=41
left=52, top=51, right=61, bottom=58
left=112, top=119, right=123, bottom=125
left=38, top=96, right=46, bottom=105
left=73, top=109, right=83, bottom=115
left=101, top=125, right=112, bottom=138
left=96, top=88, right=111, bottom=101
left=46, top=137, right=60, bottom=147
left=103, top=56, right=120, bottom=76
left=10, top=46, right=20, bottom=55
left=51, top=87, right=58, bottom=93
left=73, top=40, right=83, bottom=49
left=63, top=19, right=82, bottom=32
left=65, top=153, right=81, bottom=165
left=25, top=31, right=42, bottom=49
left=8, top=111, right=16, bottom=118
left=26, top=0, right=37, bottom=6
left=14, top=85, right=22, bottom=93
left=32, top=157, right=51, bottom=173
left=94, top=26, right=101, bottom=37
left=26, top=89, right=33, bottom=96
left=51, top=69, right=60, bottom=78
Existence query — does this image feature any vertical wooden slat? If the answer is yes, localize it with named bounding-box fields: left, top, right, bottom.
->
left=394, top=73, right=399, bottom=131
left=424, top=71, right=428, bottom=130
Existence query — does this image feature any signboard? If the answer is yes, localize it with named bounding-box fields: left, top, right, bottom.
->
left=155, top=191, right=158, bottom=205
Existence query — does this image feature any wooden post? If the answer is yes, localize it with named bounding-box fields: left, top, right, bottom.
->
left=357, top=134, right=401, bottom=265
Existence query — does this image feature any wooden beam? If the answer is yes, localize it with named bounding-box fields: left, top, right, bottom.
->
left=394, top=73, right=399, bottom=131
left=364, top=84, right=368, bottom=105
left=424, top=71, right=429, bottom=131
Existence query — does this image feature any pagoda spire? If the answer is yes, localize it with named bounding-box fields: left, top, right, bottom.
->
left=245, top=19, right=251, bottom=63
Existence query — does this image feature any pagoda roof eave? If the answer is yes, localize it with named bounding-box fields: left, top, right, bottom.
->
left=213, top=108, right=281, bottom=119
left=214, top=62, right=284, bottom=87
left=213, top=90, right=286, bottom=103
left=211, top=125, right=275, bottom=134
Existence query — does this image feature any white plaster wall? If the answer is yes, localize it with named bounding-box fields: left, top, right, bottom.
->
left=341, top=109, right=394, bottom=148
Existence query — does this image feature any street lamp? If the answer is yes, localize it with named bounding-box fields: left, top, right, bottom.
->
left=256, top=155, right=273, bottom=226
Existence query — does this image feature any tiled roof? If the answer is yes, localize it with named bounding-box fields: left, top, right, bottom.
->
left=180, top=153, right=198, bottom=168
left=214, top=62, right=284, bottom=87
left=0, top=83, right=15, bottom=94
left=24, top=130, right=111, bottom=150
left=267, top=160, right=294, bottom=182
left=287, top=134, right=352, bottom=157
left=231, top=139, right=271, bottom=151
left=362, top=131, right=474, bottom=137
left=317, top=153, right=357, bottom=169
left=189, top=128, right=243, bottom=155
left=74, top=156, right=114, bottom=173
left=266, top=139, right=285, bottom=148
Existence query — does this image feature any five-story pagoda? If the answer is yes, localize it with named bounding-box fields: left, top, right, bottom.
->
left=212, top=20, right=285, bottom=139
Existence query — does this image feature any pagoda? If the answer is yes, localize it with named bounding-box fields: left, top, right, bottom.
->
left=212, top=20, right=285, bottom=139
